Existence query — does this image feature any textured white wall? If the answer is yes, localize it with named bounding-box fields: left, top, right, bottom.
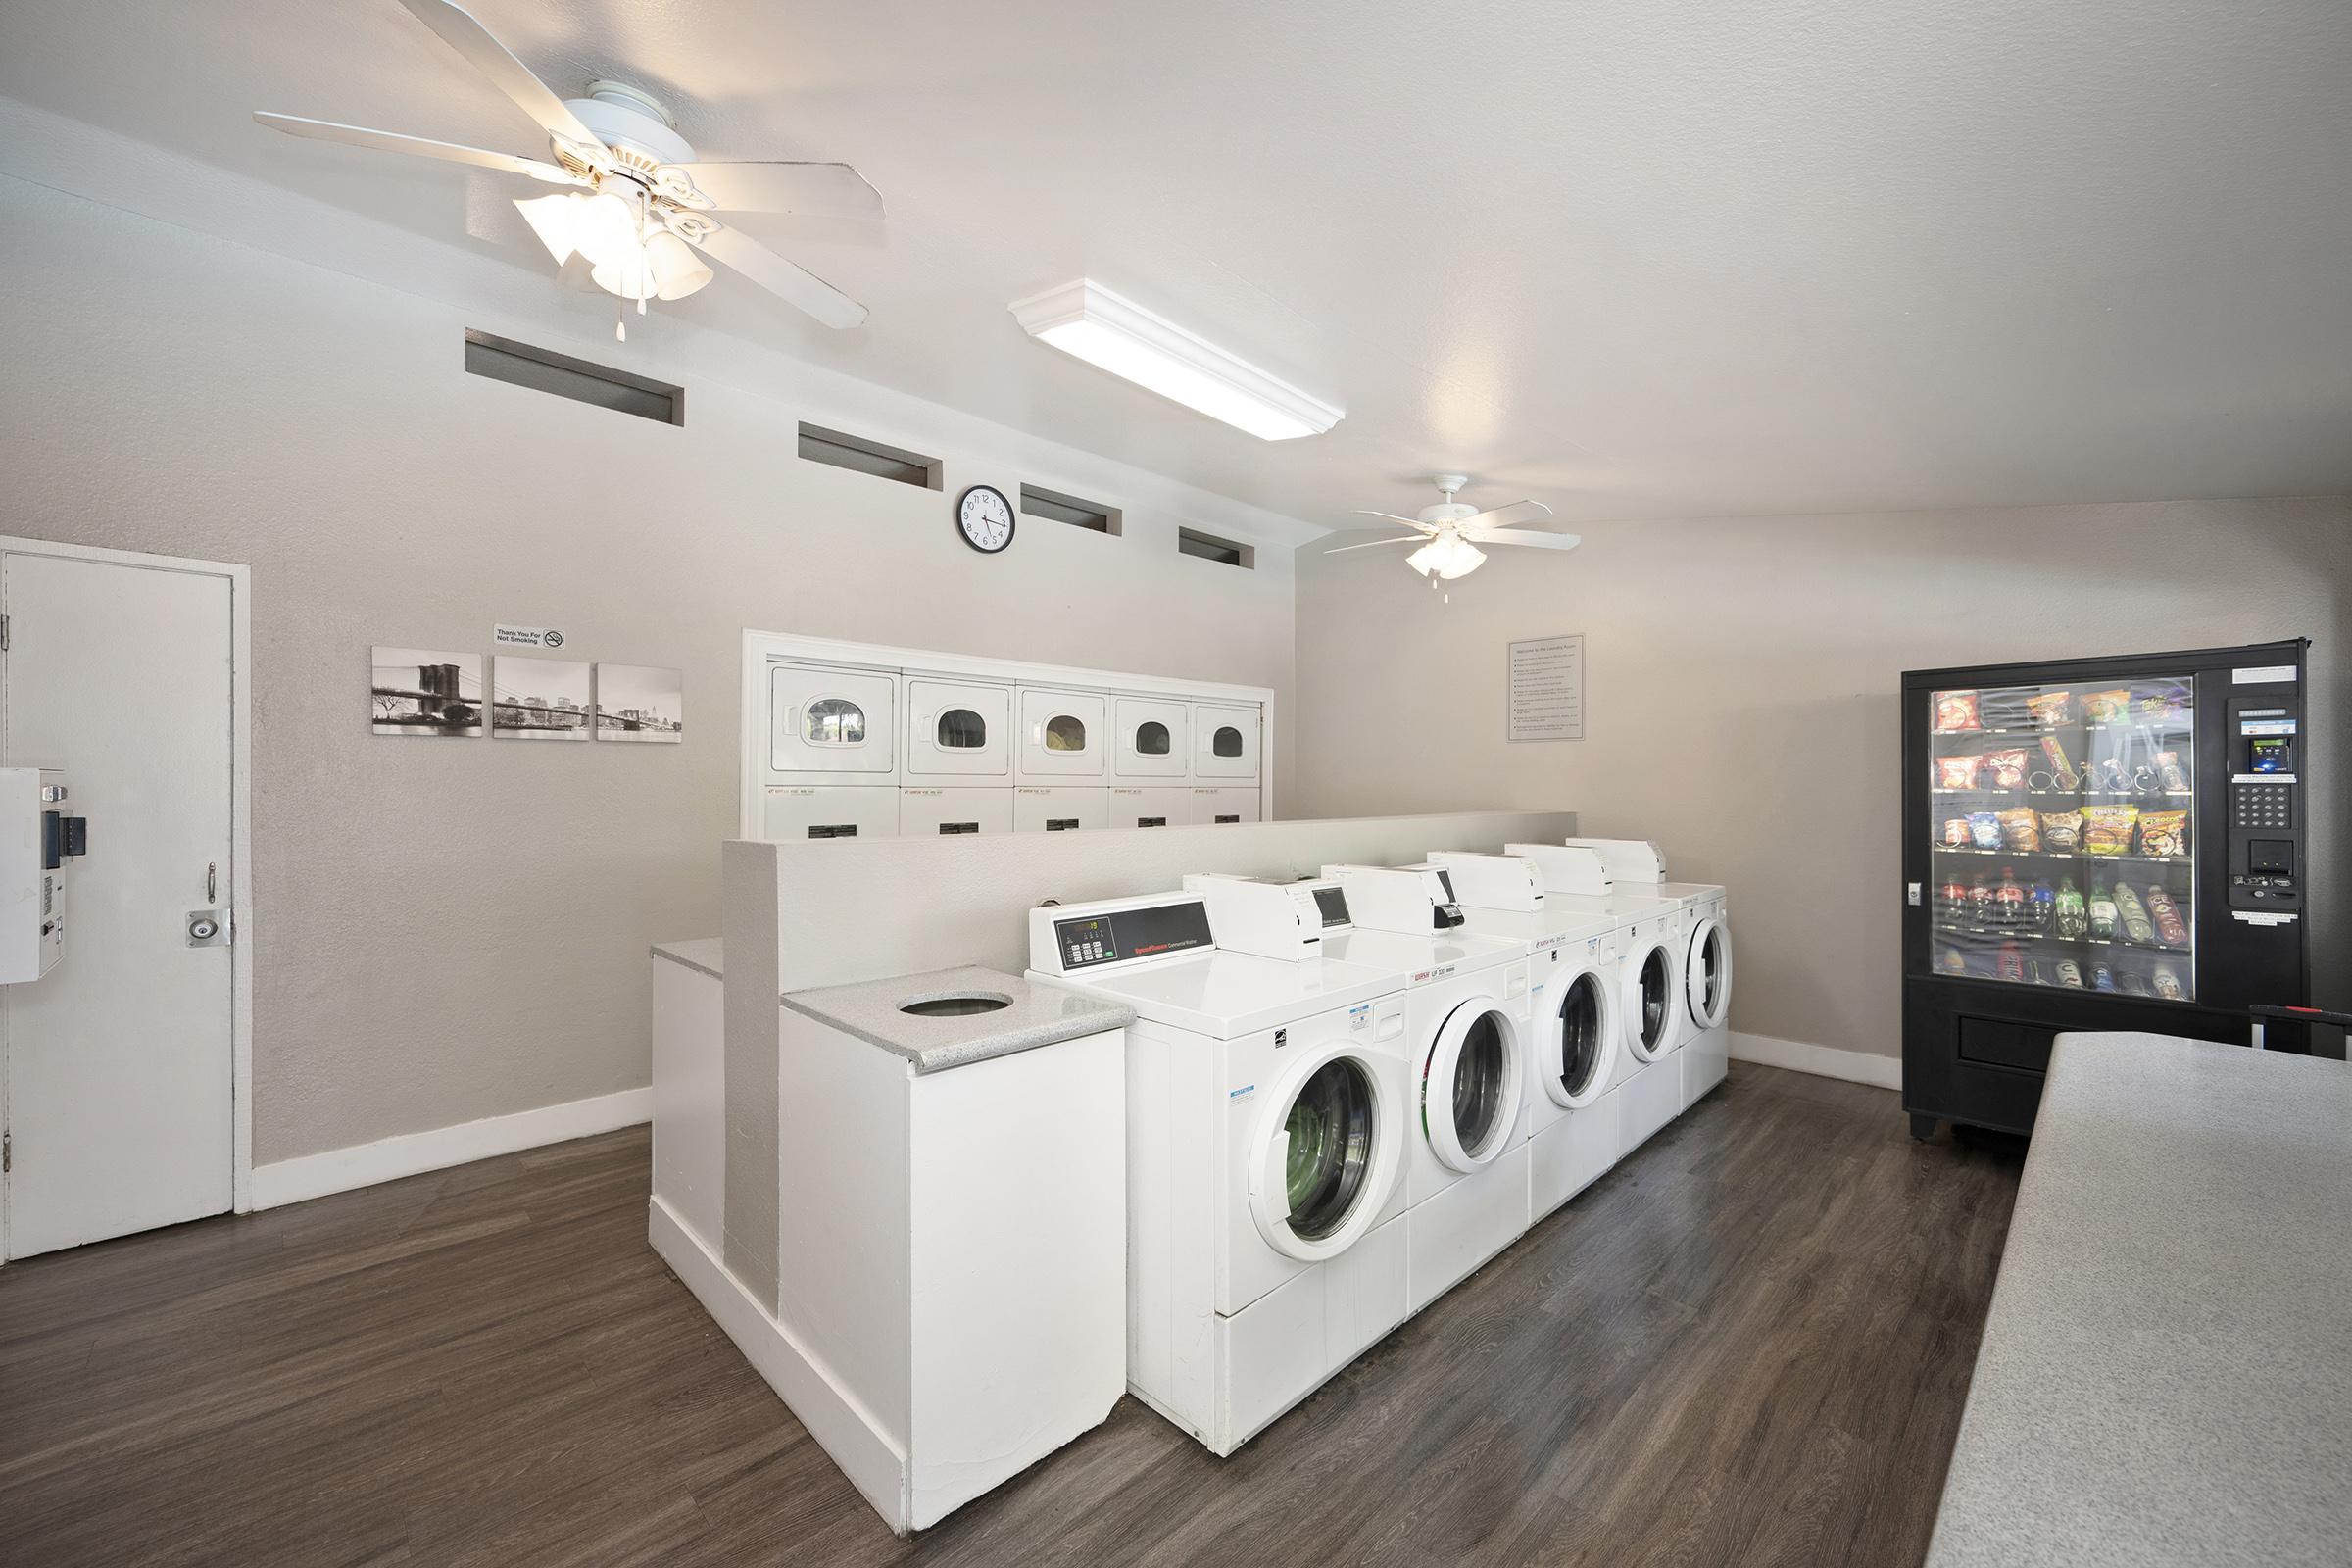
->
left=1291, top=500, right=2352, bottom=1059
left=0, top=176, right=1301, bottom=1164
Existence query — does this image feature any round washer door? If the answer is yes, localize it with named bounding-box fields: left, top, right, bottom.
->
left=1619, top=942, right=1678, bottom=1062
left=1546, top=964, right=1620, bottom=1110
left=1421, top=999, right=1526, bottom=1173
left=1249, top=1045, right=1401, bottom=1261
left=1685, top=915, right=1732, bottom=1030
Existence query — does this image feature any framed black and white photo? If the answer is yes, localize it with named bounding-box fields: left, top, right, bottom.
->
left=594, top=664, right=683, bottom=743
left=371, top=647, right=483, bottom=737
left=492, top=656, right=592, bottom=740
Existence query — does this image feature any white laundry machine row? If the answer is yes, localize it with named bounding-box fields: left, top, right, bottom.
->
left=1027, top=889, right=1411, bottom=1457
left=744, top=631, right=1271, bottom=840
left=1425, top=852, right=1626, bottom=1219
left=1194, top=866, right=1535, bottom=1316
left=1563, top=839, right=1734, bottom=1111
left=1501, top=844, right=1696, bottom=1160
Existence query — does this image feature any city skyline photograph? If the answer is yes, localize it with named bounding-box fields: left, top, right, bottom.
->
left=493, top=656, right=591, bottom=740
left=594, top=663, right=684, bottom=743
left=370, top=647, right=481, bottom=737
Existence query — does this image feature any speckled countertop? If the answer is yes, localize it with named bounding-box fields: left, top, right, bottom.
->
left=1927, top=1032, right=2352, bottom=1568
left=650, top=938, right=723, bottom=980
left=780, top=964, right=1133, bottom=1075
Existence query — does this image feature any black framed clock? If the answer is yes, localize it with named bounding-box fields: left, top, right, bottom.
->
left=956, top=485, right=1015, bottom=554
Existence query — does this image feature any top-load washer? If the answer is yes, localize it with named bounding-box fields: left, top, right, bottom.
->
left=1211, top=866, right=1531, bottom=1314
left=1027, top=890, right=1411, bottom=1457
left=763, top=662, right=901, bottom=840
left=1501, top=844, right=1690, bottom=1157
left=1563, top=838, right=1732, bottom=1108
left=1427, top=851, right=1625, bottom=1218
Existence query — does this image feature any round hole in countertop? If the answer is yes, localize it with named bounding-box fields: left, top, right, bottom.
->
left=898, top=992, right=1013, bottom=1017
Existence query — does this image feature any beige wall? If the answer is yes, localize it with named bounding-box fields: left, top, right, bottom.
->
left=1292, top=499, right=2352, bottom=1059
left=0, top=176, right=1302, bottom=1165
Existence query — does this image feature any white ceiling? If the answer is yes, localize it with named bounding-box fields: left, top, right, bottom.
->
left=4, top=0, right=2348, bottom=528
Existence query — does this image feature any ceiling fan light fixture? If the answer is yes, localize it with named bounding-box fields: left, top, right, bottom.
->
left=514, top=192, right=581, bottom=264
left=644, top=227, right=714, bottom=300
left=1008, top=279, right=1343, bottom=441
left=1407, top=534, right=1486, bottom=580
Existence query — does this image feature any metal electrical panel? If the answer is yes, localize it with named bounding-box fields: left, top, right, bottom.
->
left=2, top=767, right=80, bottom=983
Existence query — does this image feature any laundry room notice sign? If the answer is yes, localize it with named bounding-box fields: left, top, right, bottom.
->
left=1507, top=635, right=1585, bottom=742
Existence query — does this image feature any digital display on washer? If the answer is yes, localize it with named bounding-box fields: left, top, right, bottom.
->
left=1311, top=886, right=1350, bottom=927
left=1054, top=901, right=1213, bottom=970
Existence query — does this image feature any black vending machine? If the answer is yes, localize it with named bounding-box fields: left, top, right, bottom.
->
left=1900, top=639, right=2313, bottom=1138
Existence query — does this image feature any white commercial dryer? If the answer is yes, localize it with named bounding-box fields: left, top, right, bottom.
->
left=1564, top=838, right=1733, bottom=1110
left=1027, top=890, right=1412, bottom=1457
left=763, top=662, right=901, bottom=839
left=1501, top=844, right=1690, bottom=1158
left=1427, top=851, right=1625, bottom=1218
left=1272, top=866, right=1531, bottom=1313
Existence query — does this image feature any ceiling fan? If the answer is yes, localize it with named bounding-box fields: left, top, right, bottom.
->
left=255, top=0, right=883, bottom=338
left=1324, top=475, right=1582, bottom=600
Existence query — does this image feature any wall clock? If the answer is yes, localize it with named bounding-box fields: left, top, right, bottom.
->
left=956, top=484, right=1015, bottom=554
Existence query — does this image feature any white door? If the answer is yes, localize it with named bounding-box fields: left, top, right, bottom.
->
left=2, top=551, right=236, bottom=1258
left=768, top=663, right=897, bottom=780
left=1110, top=696, right=1188, bottom=781
left=1192, top=703, right=1260, bottom=781
left=904, top=679, right=1011, bottom=780
left=1015, top=689, right=1106, bottom=781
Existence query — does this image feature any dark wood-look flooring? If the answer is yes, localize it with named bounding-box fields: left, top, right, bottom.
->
left=0, top=1064, right=2025, bottom=1567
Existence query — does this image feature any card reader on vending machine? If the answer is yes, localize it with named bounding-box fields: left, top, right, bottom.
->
left=2227, top=680, right=2305, bottom=922
left=2, top=768, right=85, bottom=983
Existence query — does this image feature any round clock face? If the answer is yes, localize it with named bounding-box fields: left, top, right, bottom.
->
left=956, top=485, right=1015, bottom=554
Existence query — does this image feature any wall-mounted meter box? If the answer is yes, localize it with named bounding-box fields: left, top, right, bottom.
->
left=2, top=767, right=79, bottom=983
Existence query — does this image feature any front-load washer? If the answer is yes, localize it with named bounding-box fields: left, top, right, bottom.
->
left=1296, top=866, right=1531, bottom=1313
left=1427, top=851, right=1625, bottom=1217
left=1027, top=891, right=1411, bottom=1457
left=902, top=677, right=1011, bottom=782
left=1564, top=839, right=1732, bottom=1110
left=1501, top=844, right=1689, bottom=1157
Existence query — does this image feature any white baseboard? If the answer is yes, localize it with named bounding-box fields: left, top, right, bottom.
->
left=1729, top=1031, right=1902, bottom=1091
left=647, top=1196, right=910, bottom=1532
left=250, top=1086, right=652, bottom=1210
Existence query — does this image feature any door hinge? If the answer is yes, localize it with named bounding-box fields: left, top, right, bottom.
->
left=3, top=1132, right=11, bottom=1174
left=1, top=613, right=10, bottom=652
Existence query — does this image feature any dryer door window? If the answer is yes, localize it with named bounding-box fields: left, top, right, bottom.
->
left=1044, top=713, right=1088, bottom=752
left=804, top=697, right=866, bottom=745
left=1134, top=720, right=1171, bottom=756
left=1210, top=725, right=1245, bottom=758
left=1281, top=1056, right=1377, bottom=1241
left=1557, top=970, right=1612, bottom=1102
left=936, top=709, right=988, bottom=749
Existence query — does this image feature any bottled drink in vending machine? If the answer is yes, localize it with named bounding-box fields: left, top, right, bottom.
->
left=1994, top=866, right=2027, bottom=930
left=2054, top=878, right=2089, bottom=940
left=2029, top=878, right=2055, bottom=935
left=2088, top=881, right=2119, bottom=942
left=1997, top=942, right=2025, bottom=983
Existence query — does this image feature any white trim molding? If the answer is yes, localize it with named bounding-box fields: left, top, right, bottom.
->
left=252, top=1086, right=652, bottom=1209
left=1728, top=1031, right=1902, bottom=1092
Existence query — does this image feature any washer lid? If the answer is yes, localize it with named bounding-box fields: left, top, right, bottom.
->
left=1049, top=950, right=1402, bottom=1037
left=1458, top=906, right=1619, bottom=950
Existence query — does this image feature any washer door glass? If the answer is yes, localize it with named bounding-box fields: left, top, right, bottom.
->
left=1559, top=971, right=1607, bottom=1097
left=1450, top=1010, right=1510, bottom=1157
left=1639, top=948, right=1671, bottom=1051
left=1283, top=1056, right=1376, bottom=1240
left=1689, top=920, right=1731, bottom=1025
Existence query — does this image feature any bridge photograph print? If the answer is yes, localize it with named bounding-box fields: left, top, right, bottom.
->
left=370, top=647, right=482, bottom=737
left=593, top=663, right=683, bottom=743
left=492, top=656, right=592, bottom=741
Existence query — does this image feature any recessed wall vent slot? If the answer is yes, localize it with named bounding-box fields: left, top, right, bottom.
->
left=464, top=329, right=683, bottom=425
left=1020, top=483, right=1123, bottom=535
left=798, top=422, right=944, bottom=490
left=1177, top=528, right=1253, bottom=569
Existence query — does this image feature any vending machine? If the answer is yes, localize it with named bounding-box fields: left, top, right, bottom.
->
left=1900, top=640, right=2313, bottom=1138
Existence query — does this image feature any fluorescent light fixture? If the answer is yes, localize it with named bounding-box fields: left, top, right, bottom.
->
left=1007, top=279, right=1343, bottom=441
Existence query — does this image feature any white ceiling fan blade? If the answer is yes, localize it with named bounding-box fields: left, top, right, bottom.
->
left=1467, top=528, right=1583, bottom=551
left=1460, top=499, right=1554, bottom=530
left=394, top=0, right=606, bottom=158
left=1350, top=510, right=1438, bottom=532
left=1323, top=532, right=1425, bottom=555
left=685, top=223, right=868, bottom=329
left=253, top=113, right=582, bottom=183
left=664, top=161, right=885, bottom=220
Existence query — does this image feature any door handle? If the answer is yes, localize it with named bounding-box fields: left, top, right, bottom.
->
left=207, top=861, right=217, bottom=903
